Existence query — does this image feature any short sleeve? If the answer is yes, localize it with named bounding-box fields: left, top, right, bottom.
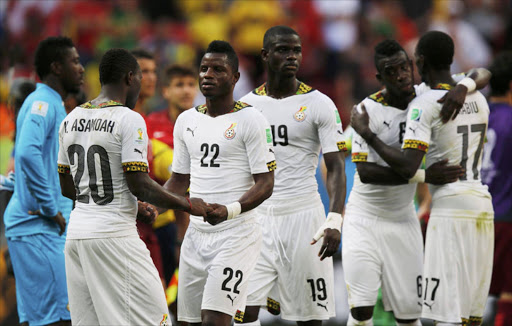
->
left=57, top=119, right=70, bottom=174
left=171, top=114, right=191, bottom=174
left=316, top=96, right=347, bottom=154
left=243, top=111, right=276, bottom=174
left=402, top=97, right=434, bottom=153
left=120, top=112, right=149, bottom=173
left=351, top=101, right=381, bottom=163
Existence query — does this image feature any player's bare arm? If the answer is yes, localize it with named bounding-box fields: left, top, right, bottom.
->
left=206, top=171, right=274, bottom=226
left=310, top=151, right=345, bottom=261
left=136, top=201, right=158, bottom=224
left=438, top=67, right=491, bottom=122
left=357, top=159, right=463, bottom=186
left=351, top=104, right=424, bottom=179
left=59, top=172, right=76, bottom=200
left=126, top=171, right=210, bottom=217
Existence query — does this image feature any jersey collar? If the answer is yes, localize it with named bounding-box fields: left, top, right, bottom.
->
left=252, top=81, right=314, bottom=96
left=80, top=100, right=124, bottom=109
left=195, top=101, right=251, bottom=114
left=432, top=83, right=453, bottom=90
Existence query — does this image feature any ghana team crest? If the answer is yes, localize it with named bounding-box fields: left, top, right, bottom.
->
left=294, top=106, right=307, bottom=122
left=224, top=123, right=237, bottom=139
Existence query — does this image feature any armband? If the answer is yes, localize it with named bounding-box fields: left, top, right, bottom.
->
left=312, top=212, right=343, bottom=241
left=226, top=202, right=242, bottom=220
left=457, top=77, right=476, bottom=93
left=408, top=169, right=426, bottom=183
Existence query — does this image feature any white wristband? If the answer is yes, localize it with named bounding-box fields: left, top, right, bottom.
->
left=226, top=202, right=242, bottom=220
left=457, top=77, right=476, bottom=93
left=409, top=169, right=426, bottom=183
left=312, top=212, right=343, bottom=241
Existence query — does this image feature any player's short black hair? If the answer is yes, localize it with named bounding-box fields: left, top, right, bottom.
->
left=162, top=65, right=196, bottom=86
left=205, top=40, right=239, bottom=73
left=34, top=36, right=75, bottom=79
left=416, top=31, right=454, bottom=70
left=130, top=48, right=154, bottom=60
left=263, top=25, right=300, bottom=49
left=374, top=40, right=408, bottom=72
left=489, top=51, right=512, bottom=96
left=99, top=48, right=139, bottom=86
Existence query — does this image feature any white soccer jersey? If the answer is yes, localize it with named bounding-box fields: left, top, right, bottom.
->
left=58, top=101, right=149, bottom=239
left=403, top=84, right=491, bottom=201
left=240, top=82, right=346, bottom=199
left=350, top=91, right=416, bottom=218
left=172, top=101, right=276, bottom=231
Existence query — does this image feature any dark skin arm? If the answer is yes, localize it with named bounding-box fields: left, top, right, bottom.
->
left=205, top=171, right=274, bottom=226
left=126, top=171, right=210, bottom=217
left=357, top=159, right=463, bottom=185
left=351, top=105, right=425, bottom=179
left=311, top=151, right=345, bottom=261
left=59, top=173, right=76, bottom=200
left=438, top=68, right=491, bottom=123
left=164, top=172, right=191, bottom=243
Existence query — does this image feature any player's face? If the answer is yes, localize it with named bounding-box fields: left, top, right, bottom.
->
left=61, top=47, right=84, bottom=94
left=199, top=53, right=239, bottom=99
left=163, top=75, right=197, bottom=112
left=263, top=34, right=302, bottom=77
left=137, top=58, right=157, bottom=99
left=377, top=51, right=414, bottom=97
left=126, top=67, right=142, bottom=109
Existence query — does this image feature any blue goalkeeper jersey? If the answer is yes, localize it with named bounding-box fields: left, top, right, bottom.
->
left=4, top=83, right=72, bottom=237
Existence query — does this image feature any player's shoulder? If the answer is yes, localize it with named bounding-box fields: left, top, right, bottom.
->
left=363, top=90, right=389, bottom=110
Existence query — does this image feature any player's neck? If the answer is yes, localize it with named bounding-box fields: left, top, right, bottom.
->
left=425, top=69, right=455, bottom=88
left=266, top=75, right=298, bottom=99
left=205, top=95, right=235, bottom=117
left=383, top=89, right=413, bottom=110
left=42, top=75, right=67, bottom=100
left=92, top=86, right=127, bottom=107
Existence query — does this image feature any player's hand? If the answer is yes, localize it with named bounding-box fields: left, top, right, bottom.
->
left=438, top=84, right=467, bottom=123
left=350, top=104, right=373, bottom=140
left=28, top=210, right=67, bottom=235
left=204, top=203, right=228, bottom=225
left=311, top=212, right=342, bottom=261
left=425, top=159, right=464, bottom=185
left=137, top=201, right=158, bottom=224
left=0, top=171, right=15, bottom=192
left=188, top=197, right=211, bottom=218
left=311, top=228, right=341, bottom=261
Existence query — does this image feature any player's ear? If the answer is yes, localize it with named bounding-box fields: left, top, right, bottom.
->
left=261, top=48, right=269, bottom=62
left=232, top=71, right=240, bottom=85
left=51, top=60, right=63, bottom=76
left=125, top=71, right=134, bottom=86
left=376, top=72, right=382, bottom=84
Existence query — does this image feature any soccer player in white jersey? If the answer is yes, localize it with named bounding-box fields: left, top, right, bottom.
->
left=351, top=31, right=494, bottom=326
left=345, top=40, right=469, bottom=326
left=58, top=48, right=210, bottom=326
left=237, top=26, right=347, bottom=326
left=163, top=41, right=275, bottom=326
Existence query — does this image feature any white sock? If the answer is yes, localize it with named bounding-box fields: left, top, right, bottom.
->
left=234, top=320, right=261, bottom=326
left=434, top=322, right=462, bottom=326
left=347, top=314, right=374, bottom=326
left=396, top=319, right=422, bottom=326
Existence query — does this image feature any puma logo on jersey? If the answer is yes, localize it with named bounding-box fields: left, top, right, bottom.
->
left=134, top=148, right=143, bottom=158
left=227, top=294, right=236, bottom=306
left=409, top=126, right=417, bottom=135
left=354, top=140, right=363, bottom=147
left=423, top=302, right=435, bottom=310
left=317, top=302, right=328, bottom=311
left=383, top=120, right=391, bottom=129
left=269, top=148, right=274, bottom=154
left=337, top=130, right=343, bottom=135
left=186, top=127, right=196, bottom=137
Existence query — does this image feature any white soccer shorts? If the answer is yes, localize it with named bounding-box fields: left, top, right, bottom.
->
left=342, top=205, right=423, bottom=320
left=246, top=193, right=336, bottom=321
left=177, top=218, right=262, bottom=323
left=65, top=236, right=170, bottom=326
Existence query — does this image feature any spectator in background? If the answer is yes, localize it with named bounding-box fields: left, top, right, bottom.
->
left=483, top=51, right=512, bottom=326
left=146, top=64, right=198, bottom=315
left=131, top=48, right=157, bottom=119
left=130, top=48, right=165, bottom=286
left=4, top=36, right=84, bottom=326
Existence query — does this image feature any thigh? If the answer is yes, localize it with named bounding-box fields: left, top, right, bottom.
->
left=8, top=234, right=70, bottom=325
left=342, top=214, right=381, bottom=310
